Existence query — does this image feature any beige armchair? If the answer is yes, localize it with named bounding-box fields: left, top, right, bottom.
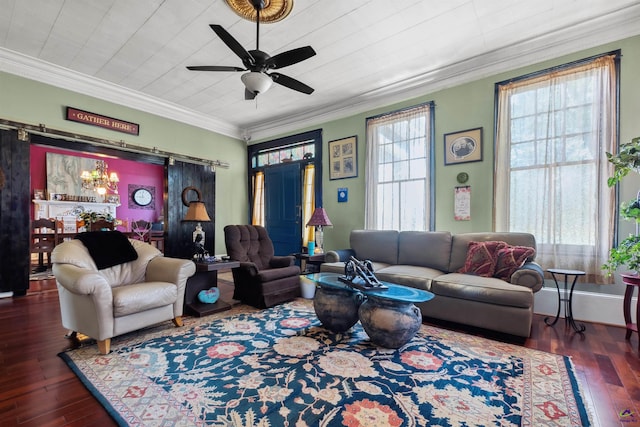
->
left=52, top=232, right=196, bottom=354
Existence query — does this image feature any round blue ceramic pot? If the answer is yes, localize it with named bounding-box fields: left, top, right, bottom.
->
left=358, top=296, right=422, bottom=348
left=313, top=285, right=363, bottom=332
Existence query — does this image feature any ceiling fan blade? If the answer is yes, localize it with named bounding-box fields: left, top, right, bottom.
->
left=270, top=72, right=314, bottom=94
left=245, top=88, right=257, bottom=100
left=267, top=46, right=316, bottom=69
left=209, top=24, right=254, bottom=65
left=186, top=65, right=245, bottom=72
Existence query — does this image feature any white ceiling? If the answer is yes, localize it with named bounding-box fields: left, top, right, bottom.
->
left=1, top=0, right=639, bottom=141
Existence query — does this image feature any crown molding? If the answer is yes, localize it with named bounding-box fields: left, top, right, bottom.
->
left=0, top=48, right=242, bottom=139
left=246, top=3, right=640, bottom=141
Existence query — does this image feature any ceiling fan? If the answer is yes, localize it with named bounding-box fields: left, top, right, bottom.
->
left=186, top=0, right=316, bottom=100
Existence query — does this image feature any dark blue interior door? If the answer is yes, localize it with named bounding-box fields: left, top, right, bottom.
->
left=265, top=163, right=302, bottom=256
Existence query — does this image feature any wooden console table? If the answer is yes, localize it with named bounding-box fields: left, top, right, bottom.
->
left=184, top=260, right=239, bottom=317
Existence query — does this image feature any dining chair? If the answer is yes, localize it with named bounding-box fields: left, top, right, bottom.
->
left=131, top=220, right=151, bottom=242
left=31, top=218, right=58, bottom=272
left=89, top=219, right=114, bottom=231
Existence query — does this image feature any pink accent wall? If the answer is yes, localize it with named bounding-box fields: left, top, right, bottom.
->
left=30, top=145, right=164, bottom=226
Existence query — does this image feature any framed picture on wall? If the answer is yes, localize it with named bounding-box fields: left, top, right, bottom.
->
left=33, top=189, right=45, bottom=200
left=444, top=127, right=483, bottom=165
left=329, top=136, right=358, bottom=180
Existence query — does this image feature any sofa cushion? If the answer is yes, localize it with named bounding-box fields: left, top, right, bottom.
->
left=112, top=281, right=178, bottom=317
left=101, top=239, right=162, bottom=287
left=431, top=273, right=533, bottom=308
left=458, top=241, right=507, bottom=277
left=449, top=232, right=537, bottom=272
left=397, top=231, right=452, bottom=271
left=350, top=230, right=399, bottom=265
left=257, top=265, right=301, bottom=282
left=376, top=265, right=443, bottom=291
left=494, top=245, right=536, bottom=280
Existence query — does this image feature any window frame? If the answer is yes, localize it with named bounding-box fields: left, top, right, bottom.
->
left=493, top=51, right=620, bottom=282
left=365, top=102, right=435, bottom=231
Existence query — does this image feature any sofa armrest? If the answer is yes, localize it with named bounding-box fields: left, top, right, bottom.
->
left=510, top=262, right=544, bottom=292
left=53, top=264, right=111, bottom=297
left=325, top=249, right=355, bottom=263
left=238, top=261, right=260, bottom=276
left=146, top=257, right=196, bottom=288
left=270, top=256, right=295, bottom=268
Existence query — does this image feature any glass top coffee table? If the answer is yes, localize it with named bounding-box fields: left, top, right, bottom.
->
left=306, top=273, right=434, bottom=348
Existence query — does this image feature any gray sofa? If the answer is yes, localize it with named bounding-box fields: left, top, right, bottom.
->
left=320, top=230, right=544, bottom=337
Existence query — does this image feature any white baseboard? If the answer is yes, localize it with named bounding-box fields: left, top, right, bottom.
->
left=533, top=287, right=636, bottom=327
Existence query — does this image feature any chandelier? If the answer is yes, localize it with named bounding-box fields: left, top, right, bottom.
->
left=80, top=160, right=119, bottom=195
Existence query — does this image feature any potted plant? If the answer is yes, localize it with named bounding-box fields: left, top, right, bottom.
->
left=603, top=136, right=640, bottom=277
left=77, top=211, right=114, bottom=229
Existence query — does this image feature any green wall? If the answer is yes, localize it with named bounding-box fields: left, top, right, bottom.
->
left=0, top=71, right=248, bottom=255
left=257, top=35, right=640, bottom=295
left=3, top=33, right=639, bottom=288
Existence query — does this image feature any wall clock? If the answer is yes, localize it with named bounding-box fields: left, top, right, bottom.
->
left=128, top=184, right=156, bottom=209
left=133, top=188, right=153, bottom=206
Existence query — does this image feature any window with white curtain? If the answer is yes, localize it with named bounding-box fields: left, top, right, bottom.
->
left=365, top=103, right=434, bottom=231
left=494, top=53, right=619, bottom=283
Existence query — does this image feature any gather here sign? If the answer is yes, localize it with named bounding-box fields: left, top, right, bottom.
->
left=66, top=107, right=140, bottom=136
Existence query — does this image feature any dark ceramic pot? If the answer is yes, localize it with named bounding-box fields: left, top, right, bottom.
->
left=313, top=285, right=363, bottom=332
left=358, top=296, right=422, bottom=348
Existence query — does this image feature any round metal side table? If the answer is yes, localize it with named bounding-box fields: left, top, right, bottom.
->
left=544, top=268, right=586, bottom=333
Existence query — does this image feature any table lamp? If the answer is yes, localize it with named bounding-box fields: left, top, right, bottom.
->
left=182, top=186, right=211, bottom=260
left=306, top=207, right=332, bottom=253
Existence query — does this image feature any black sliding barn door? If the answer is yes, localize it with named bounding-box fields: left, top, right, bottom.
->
left=0, top=130, right=30, bottom=295
left=166, top=160, right=216, bottom=259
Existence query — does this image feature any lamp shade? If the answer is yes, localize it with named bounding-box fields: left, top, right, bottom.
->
left=306, top=207, right=333, bottom=227
left=241, top=72, right=273, bottom=95
left=184, top=201, right=211, bottom=222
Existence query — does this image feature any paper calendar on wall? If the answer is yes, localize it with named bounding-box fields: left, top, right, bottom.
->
left=454, top=186, right=471, bottom=221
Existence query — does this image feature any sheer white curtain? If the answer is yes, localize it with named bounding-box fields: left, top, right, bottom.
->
left=494, top=55, right=617, bottom=283
left=365, top=104, right=431, bottom=230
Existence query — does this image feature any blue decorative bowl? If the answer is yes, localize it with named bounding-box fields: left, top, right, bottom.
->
left=197, top=287, right=220, bottom=304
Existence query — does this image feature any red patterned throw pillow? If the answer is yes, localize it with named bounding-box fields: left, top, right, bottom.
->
left=458, top=241, right=508, bottom=277
left=493, top=245, right=535, bottom=281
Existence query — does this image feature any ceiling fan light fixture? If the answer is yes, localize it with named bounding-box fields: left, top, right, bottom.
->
left=241, top=72, right=273, bottom=94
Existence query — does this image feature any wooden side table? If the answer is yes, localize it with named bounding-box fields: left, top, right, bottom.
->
left=184, top=260, right=239, bottom=317
left=620, top=273, right=640, bottom=347
left=293, top=253, right=325, bottom=273
left=544, top=268, right=586, bottom=333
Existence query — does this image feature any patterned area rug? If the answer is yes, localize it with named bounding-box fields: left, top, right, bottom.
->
left=59, top=299, right=592, bottom=426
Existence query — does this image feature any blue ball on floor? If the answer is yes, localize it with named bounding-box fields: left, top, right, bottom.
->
left=198, top=287, right=220, bottom=304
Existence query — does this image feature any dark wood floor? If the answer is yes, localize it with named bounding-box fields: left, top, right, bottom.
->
left=1, top=275, right=639, bottom=426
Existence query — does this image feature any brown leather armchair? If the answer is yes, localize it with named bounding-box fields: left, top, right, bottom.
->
left=224, top=225, right=300, bottom=308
